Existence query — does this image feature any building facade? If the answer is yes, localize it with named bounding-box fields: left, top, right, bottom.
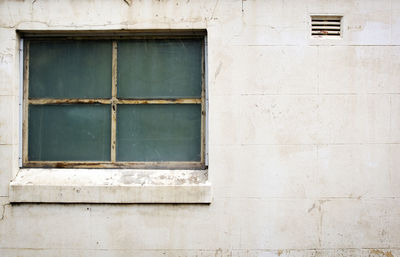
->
left=0, top=0, right=399, bottom=256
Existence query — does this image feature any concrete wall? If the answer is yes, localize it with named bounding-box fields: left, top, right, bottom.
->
left=1, top=0, right=400, bottom=256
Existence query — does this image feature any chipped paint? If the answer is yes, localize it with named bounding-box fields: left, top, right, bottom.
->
left=10, top=168, right=211, bottom=203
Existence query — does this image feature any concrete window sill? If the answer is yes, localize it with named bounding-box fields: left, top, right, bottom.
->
left=9, top=169, right=212, bottom=203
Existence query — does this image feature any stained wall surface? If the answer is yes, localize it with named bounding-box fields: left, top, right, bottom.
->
left=0, top=0, right=400, bottom=256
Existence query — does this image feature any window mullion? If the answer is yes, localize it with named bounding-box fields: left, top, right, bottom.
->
left=111, top=41, right=118, bottom=163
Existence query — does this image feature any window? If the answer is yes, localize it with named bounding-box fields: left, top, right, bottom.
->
left=11, top=31, right=211, bottom=204
left=22, top=33, right=206, bottom=169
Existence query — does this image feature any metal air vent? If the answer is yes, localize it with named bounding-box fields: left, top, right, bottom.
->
left=311, top=16, right=342, bottom=37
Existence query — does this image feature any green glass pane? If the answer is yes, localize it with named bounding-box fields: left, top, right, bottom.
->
left=117, top=104, right=201, bottom=162
left=29, top=40, right=112, bottom=98
left=117, top=39, right=202, bottom=99
left=28, top=104, right=111, bottom=161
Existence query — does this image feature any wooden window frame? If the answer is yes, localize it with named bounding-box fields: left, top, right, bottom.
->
left=22, top=33, right=207, bottom=170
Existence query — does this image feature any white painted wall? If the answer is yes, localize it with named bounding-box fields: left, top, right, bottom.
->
left=0, top=0, right=399, bottom=256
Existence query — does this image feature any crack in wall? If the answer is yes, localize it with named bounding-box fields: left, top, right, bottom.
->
left=308, top=199, right=329, bottom=248
left=0, top=204, right=6, bottom=221
left=210, top=0, right=219, bottom=20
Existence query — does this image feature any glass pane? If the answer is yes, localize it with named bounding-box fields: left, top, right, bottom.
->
left=28, top=104, right=111, bottom=161
left=117, top=104, right=201, bottom=162
left=29, top=40, right=112, bottom=99
left=117, top=39, right=202, bottom=99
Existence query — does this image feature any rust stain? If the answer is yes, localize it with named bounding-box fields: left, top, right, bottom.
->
left=214, top=248, right=223, bottom=257
left=277, top=249, right=283, bottom=256
left=369, top=250, right=394, bottom=257
left=55, top=162, right=65, bottom=168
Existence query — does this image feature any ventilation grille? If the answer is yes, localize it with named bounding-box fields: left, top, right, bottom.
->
left=311, top=16, right=342, bottom=37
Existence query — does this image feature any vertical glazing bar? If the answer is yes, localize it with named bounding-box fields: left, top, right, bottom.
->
left=200, top=39, right=205, bottom=166
left=204, top=35, right=209, bottom=166
left=22, top=41, right=29, bottom=165
left=111, top=41, right=117, bottom=162
left=19, top=38, right=24, bottom=167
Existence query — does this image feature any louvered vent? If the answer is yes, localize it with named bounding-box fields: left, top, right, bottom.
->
left=311, top=16, right=342, bottom=37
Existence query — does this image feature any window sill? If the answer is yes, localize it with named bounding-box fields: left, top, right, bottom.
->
left=9, top=168, right=211, bottom=203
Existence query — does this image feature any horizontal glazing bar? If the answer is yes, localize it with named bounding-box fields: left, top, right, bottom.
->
left=29, top=99, right=112, bottom=104
left=117, top=99, right=202, bottom=104
left=29, top=98, right=202, bottom=105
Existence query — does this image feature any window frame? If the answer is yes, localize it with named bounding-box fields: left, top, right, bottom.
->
left=21, top=32, right=207, bottom=170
